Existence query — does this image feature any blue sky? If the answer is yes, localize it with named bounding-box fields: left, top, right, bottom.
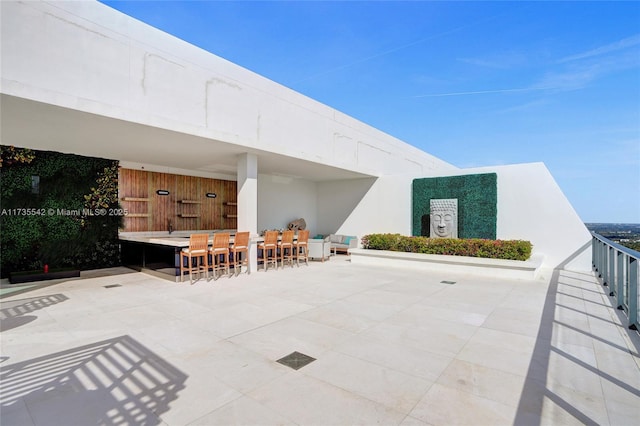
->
left=101, top=1, right=639, bottom=223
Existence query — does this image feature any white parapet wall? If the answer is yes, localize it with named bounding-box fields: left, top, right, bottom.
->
left=349, top=249, right=546, bottom=281
left=429, top=163, right=592, bottom=271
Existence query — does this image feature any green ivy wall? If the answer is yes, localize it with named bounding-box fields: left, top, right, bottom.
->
left=412, top=173, right=498, bottom=239
left=0, top=146, right=121, bottom=277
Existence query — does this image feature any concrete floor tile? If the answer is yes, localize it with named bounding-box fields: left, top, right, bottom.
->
left=416, top=297, right=497, bottom=316
left=228, top=317, right=355, bottom=360
left=156, top=375, right=241, bottom=425
left=248, top=372, right=407, bottom=425
left=600, top=379, right=640, bottom=426
left=180, top=340, right=289, bottom=394
left=180, top=309, right=263, bottom=339
left=2, top=262, right=638, bottom=426
left=436, top=359, right=526, bottom=408
left=364, top=320, right=476, bottom=358
left=482, top=307, right=543, bottom=337
left=399, top=415, right=434, bottom=426
left=0, top=399, right=35, bottom=426
left=455, top=329, right=537, bottom=377
left=302, top=351, right=433, bottom=414
left=334, top=334, right=453, bottom=382
left=188, top=395, right=295, bottom=425
left=409, top=383, right=516, bottom=425
left=298, top=304, right=379, bottom=333
left=392, top=304, right=488, bottom=327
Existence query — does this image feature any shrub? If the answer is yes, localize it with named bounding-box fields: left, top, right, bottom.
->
left=361, top=234, right=532, bottom=261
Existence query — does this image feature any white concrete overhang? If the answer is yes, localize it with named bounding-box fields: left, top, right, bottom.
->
left=1, top=94, right=375, bottom=182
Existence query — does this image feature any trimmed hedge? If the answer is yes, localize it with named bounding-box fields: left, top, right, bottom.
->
left=361, top=233, right=532, bottom=261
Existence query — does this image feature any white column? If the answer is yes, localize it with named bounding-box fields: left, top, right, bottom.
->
left=237, top=153, right=258, bottom=272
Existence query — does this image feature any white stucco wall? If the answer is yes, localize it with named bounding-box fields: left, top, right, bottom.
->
left=258, top=175, right=318, bottom=234
left=431, top=163, right=592, bottom=271
left=317, top=176, right=414, bottom=237
left=0, top=0, right=455, bottom=177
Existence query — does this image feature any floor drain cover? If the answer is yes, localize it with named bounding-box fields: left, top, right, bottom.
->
left=104, top=284, right=122, bottom=288
left=440, top=280, right=456, bottom=285
left=276, top=351, right=316, bottom=370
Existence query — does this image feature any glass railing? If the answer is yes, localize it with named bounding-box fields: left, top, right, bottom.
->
left=592, top=232, right=639, bottom=331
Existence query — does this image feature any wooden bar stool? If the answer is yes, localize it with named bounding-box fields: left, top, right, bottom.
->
left=258, top=230, right=278, bottom=271
left=180, top=233, right=209, bottom=284
left=294, top=229, right=309, bottom=266
left=230, top=231, right=250, bottom=276
left=278, top=230, right=295, bottom=269
left=210, top=232, right=231, bottom=279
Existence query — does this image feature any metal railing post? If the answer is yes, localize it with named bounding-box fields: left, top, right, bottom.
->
left=591, top=232, right=639, bottom=332
left=616, top=250, right=625, bottom=310
left=608, top=246, right=616, bottom=293
left=629, top=258, right=638, bottom=330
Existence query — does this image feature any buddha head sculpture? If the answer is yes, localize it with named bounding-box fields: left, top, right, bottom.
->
left=430, top=199, right=458, bottom=239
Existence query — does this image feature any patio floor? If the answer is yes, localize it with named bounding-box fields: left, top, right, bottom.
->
left=1, top=258, right=639, bottom=425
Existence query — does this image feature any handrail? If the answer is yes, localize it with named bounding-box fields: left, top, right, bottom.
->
left=591, top=232, right=639, bottom=331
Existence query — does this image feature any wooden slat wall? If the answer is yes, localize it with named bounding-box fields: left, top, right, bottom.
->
left=201, top=178, right=222, bottom=230
left=221, top=179, right=237, bottom=230
left=119, top=169, right=149, bottom=232
left=119, top=168, right=236, bottom=232
left=151, top=172, right=175, bottom=232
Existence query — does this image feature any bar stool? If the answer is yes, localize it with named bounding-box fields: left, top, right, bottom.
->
left=294, top=229, right=309, bottom=266
left=230, top=231, right=250, bottom=276
left=210, top=232, right=230, bottom=279
left=180, top=233, right=209, bottom=284
left=278, top=230, right=295, bottom=268
left=258, top=230, right=278, bottom=271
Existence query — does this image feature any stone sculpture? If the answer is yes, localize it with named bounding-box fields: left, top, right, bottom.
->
left=287, top=218, right=306, bottom=231
left=430, top=199, right=458, bottom=238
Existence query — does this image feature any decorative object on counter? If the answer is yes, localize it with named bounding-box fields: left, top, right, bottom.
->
left=287, top=218, right=306, bottom=231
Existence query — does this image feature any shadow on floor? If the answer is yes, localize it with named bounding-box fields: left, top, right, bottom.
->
left=0, top=294, right=69, bottom=332
left=0, top=335, right=188, bottom=425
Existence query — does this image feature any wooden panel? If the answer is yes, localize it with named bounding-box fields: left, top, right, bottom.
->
left=119, top=169, right=236, bottom=232
left=150, top=171, right=176, bottom=232
left=119, top=169, right=150, bottom=232
left=201, top=178, right=221, bottom=230
left=221, top=179, right=237, bottom=230
left=175, top=175, right=201, bottom=230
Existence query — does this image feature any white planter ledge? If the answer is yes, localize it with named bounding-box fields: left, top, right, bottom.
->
left=349, top=248, right=545, bottom=280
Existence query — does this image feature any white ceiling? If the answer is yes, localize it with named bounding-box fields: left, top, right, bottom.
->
left=1, top=95, right=373, bottom=182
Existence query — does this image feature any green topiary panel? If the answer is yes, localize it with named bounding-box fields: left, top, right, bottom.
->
left=412, top=173, right=497, bottom=239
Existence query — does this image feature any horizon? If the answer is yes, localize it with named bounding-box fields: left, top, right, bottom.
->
left=100, top=1, right=640, bottom=223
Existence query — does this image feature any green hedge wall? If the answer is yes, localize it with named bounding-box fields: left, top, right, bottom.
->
left=412, top=173, right=497, bottom=239
left=0, top=146, right=121, bottom=277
